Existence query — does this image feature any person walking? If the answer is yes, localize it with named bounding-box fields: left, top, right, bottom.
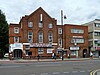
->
left=52, top=53, right=54, bottom=59
left=54, top=53, right=56, bottom=60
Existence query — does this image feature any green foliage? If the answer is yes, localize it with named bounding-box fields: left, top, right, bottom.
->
left=0, top=9, right=9, bottom=57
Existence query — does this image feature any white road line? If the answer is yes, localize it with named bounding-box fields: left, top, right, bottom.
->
left=72, top=71, right=78, bottom=73
left=80, top=71, right=85, bottom=72
left=41, top=73, right=48, bottom=75
left=30, top=74, right=35, bottom=75
left=63, top=72, right=70, bottom=73
left=52, top=72, right=60, bottom=74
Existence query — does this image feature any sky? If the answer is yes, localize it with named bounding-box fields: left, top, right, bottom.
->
left=0, top=0, right=100, bottom=25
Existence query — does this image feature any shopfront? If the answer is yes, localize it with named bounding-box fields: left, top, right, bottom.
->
left=70, top=46, right=79, bottom=58
left=9, top=43, right=23, bottom=59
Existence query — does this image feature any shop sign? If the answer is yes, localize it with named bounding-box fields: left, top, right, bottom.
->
left=96, top=47, right=100, bottom=50
left=70, top=46, right=79, bottom=50
left=47, top=48, right=53, bottom=53
left=30, top=43, right=52, bottom=48
left=72, top=36, right=83, bottom=38
left=14, top=43, right=23, bottom=48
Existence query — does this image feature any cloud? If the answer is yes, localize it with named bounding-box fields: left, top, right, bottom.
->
left=0, top=0, right=100, bottom=24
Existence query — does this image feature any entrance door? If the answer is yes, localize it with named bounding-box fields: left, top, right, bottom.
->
left=83, top=49, right=87, bottom=58
left=14, top=49, right=22, bottom=59
left=99, top=51, right=100, bottom=57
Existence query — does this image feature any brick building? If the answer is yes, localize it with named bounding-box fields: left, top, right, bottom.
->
left=63, top=24, right=89, bottom=58
left=9, top=7, right=89, bottom=59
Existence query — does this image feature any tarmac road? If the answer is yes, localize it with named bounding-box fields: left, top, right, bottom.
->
left=0, top=59, right=100, bottom=75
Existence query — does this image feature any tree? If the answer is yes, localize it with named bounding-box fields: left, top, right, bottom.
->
left=0, top=10, right=9, bottom=58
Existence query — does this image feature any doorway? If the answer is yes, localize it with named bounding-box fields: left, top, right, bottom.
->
left=99, top=51, right=100, bottom=57
left=13, top=49, right=22, bottom=59
left=83, top=49, right=87, bottom=58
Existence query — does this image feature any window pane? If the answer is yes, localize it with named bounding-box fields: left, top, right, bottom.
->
left=48, top=32, right=53, bottom=42
left=28, top=22, right=33, bottom=27
left=38, top=31, right=43, bottom=43
left=38, top=48, right=44, bottom=54
left=14, top=37, right=19, bottom=42
left=14, top=27, right=19, bottom=33
left=71, top=29, right=84, bottom=33
left=48, top=23, right=53, bottom=28
left=58, top=28, right=62, bottom=34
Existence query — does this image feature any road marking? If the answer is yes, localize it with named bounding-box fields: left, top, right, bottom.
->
left=41, top=73, right=48, bottom=75
left=72, top=71, right=78, bottom=73
left=30, top=74, right=35, bottom=75
left=0, top=66, right=20, bottom=68
left=52, top=72, right=60, bottom=74
left=35, top=64, right=61, bottom=67
left=80, top=71, right=85, bottom=72
left=63, top=72, right=70, bottom=73
left=92, top=69, right=100, bottom=75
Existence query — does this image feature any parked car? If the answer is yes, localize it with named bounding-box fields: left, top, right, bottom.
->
left=4, top=53, right=9, bottom=58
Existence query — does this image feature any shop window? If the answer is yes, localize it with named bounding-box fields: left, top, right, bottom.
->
left=38, top=48, right=44, bottom=54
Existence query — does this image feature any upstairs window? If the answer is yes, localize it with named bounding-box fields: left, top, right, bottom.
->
left=94, top=32, right=100, bottom=36
left=28, top=32, right=33, bottom=43
left=58, top=28, right=62, bottom=34
left=40, top=14, right=42, bottom=22
left=39, top=14, right=43, bottom=28
left=39, top=22, right=43, bottom=28
left=48, top=23, right=53, bottom=28
left=14, top=37, right=19, bottom=43
left=14, top=27, right=19, bottom=33
left=48, top=32, right=53, bottom=43
left=71, top=29, right=84, bottom=34
left=28, top=22, right=33, bottom=28
left=95, top=23, right=100, bottom=27
left=58, top=38, right=62, bottom=47
left=38, top=31, right=43, bottom=43
left=71, top=38, right=84, bottom=44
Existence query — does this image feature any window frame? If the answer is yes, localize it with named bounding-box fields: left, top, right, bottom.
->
left=14, top=36, right=19, bottom=43
left=58, top=28, right=62, bottom=34
left=38, top=48, right=44, bottom=54
left=48, top=32, right=53, bottom=43
left=38, top=31, right=43, bottom=43
left=28, top=32, right=33, bottom=43
left=28, top=22, right=33, bottom=28
left=71, top=29, right=84, bottom=34
left=14, top=27, right=19, bottom=33
left=71, top=38, right=85, bottom=44
left=58, top=38, right=62, bottom=47
left=48, top=23, right=53, bottom=28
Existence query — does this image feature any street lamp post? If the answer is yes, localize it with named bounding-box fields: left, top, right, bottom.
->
left=61, top=10, right=64, bottom=60
left=60, top=10, right=67, bottom=60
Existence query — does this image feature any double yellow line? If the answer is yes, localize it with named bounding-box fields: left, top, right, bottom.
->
left=90, top=69, right=100, bottom=75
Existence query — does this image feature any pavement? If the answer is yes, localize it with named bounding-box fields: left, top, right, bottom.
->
left=0, top=58, right=100, bottom=62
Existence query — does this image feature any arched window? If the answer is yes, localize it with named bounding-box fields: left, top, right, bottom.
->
left=58, top=38, right=62, bottom=47
left=38, top=31, right=43, bottom=43
left=48, top=32, right=53, bottom=43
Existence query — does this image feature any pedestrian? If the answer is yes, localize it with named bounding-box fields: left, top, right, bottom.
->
left=90, top=52, right=93, bottom=58
left=54, top=53, right=56, bottom=60
left=52, top=53, right=54, bottom=59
